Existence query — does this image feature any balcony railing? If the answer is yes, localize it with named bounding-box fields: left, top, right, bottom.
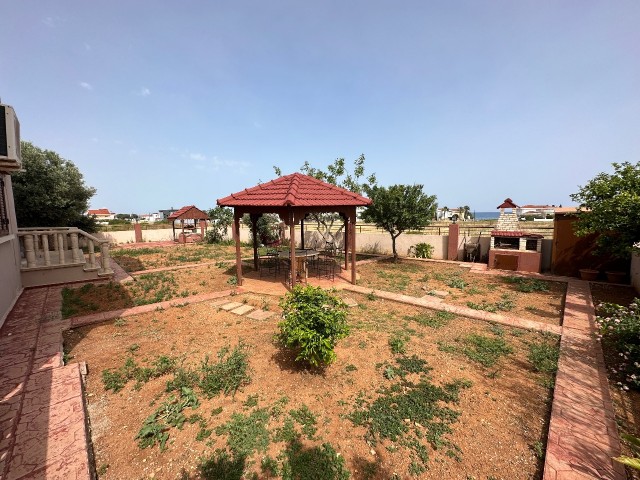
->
left=17, top=227, right=113, bottom=276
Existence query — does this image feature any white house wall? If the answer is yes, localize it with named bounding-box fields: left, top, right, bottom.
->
left=0, top=174, right=23, bottom=329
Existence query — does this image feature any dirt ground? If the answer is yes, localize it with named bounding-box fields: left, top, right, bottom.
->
left=591, top=282, right=640, bottom=480
left=111, top=244, right=253, bottom=272
left=65, top=289, right=557, bottom=480
left=357, top=259, right=566, bottom=326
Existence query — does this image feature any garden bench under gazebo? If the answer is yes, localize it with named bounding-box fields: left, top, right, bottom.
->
left=217, top=173, right=371, bottom=286
left=167, top=205, right=209, bottom=242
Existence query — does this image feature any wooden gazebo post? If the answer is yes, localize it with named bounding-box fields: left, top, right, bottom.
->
left=349, top=209, right=357, bottom=285
left=250, top=213, right=261, bottom=270
left=233, top=210, right=243, bottom=285
left=289, top=207, right=297, bottom=286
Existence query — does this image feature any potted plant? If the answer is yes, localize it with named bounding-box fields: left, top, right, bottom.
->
left=605, top=270, right=627, bottom=284
left=578, top=268, right=600, bottom=281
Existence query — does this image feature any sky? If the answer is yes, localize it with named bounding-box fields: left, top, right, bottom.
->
left=1, top=1, right=639, bottom=214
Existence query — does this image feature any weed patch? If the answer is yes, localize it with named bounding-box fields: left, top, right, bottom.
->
left=215, top=408, right=270, bottom=457
left=102, top=354, right=177, bottom=392
left=404, top=310, right=455, bottom=329
left=439, top=334, right=513, bottom=368
left=501, top=275, right=550, bottom=293
left=348, top=377, right=471, bottom=474
left=199, top=343, right=252, bottom=398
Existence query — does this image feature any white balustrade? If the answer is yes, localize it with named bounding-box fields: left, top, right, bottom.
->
left=17, top=227, right=113, bottom=277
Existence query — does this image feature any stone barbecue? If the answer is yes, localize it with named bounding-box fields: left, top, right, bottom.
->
left=488, top=198, right=543, bottom=273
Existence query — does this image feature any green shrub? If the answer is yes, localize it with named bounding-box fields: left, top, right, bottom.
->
left=414, top=243, right=434, bottom=259
left=596, top=299, right=640, bottom=390
left=277, top=286, right=349, bottom=367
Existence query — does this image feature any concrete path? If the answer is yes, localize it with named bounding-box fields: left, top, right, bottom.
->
left=0, top=265, right=628, bottom=479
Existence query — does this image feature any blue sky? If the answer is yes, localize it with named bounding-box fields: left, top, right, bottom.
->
left=2, top=1, right=639, bottom=214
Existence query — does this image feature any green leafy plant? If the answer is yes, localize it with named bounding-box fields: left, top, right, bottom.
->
left=135, top=387, right=199, bottom=450
left=215, top=408, right=271, bottom=457
left=440, top=334, right=513, bottom=368
left=280, top=440, right=350, bottom=480
left=289, top=405, right=318, bottom=439
left=501, top=275, right=550, bottom=292
left=596, top=299, right=640, bottom=390
left=388, top=334, right=407, bottom=354
left=198, top=449, right=246, bottom=480
left=614, top=433, right=640, bottom=471
left=199, top=343, right=252, bottom=397
left=102, top=354, right=177, bottom=392
left=277, top=286, right=349, bottom=367
left=348, top=377, right=470, bottom=473
left=528, top=341, right=560, bottom=375
left=413, top=242, right=434, bottom=259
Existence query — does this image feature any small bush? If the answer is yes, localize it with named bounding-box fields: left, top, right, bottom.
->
left=414, top=243, right=434, bottom=259
left=277, top=286, right=349, bottom=367
left=596, top=299, right=640, bottom=391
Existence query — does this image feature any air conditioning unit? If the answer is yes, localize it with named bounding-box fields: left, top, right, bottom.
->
left=0, top=104, right=22, bottom=172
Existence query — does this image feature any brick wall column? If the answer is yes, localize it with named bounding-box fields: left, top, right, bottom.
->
left=134, top=223, right=143, bottom=243
left=200, top=220, right=206, bottom=236
left=448, top=223, right=459, bottom=261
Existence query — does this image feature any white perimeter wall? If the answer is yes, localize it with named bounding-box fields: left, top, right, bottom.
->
left=100, top=225, right=554, bottom=270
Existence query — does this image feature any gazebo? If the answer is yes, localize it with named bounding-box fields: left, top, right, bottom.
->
left=167, top=205, right=209, bottom=241
left=217, top=173, right=371, bottom=286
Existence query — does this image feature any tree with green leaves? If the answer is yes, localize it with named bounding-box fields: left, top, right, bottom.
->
left=361, top=184, right=437, bottom=260
left=205, top=206, right=233, bottom=243
left=12, top=141, right=97, bottom=231
left=570, top=161, right=640, bottom=259
left=274, top=155, right=377, bottom=246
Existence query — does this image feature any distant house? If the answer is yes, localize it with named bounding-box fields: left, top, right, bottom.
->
left=159, top=208, right=178, bottom=220
left=139, top=213, right=162, bottom=223
left=519, top=204, right=556, bottom=219
left=88, top=208, right=116, bottom=221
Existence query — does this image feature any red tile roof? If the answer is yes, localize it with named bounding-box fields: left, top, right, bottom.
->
left=497, top=198, right=519, bottom=209
left=217, top=173, right=371, bottom=207
left=167, top=205, right=209, bottom=220
left=88, top=208, right=113, bottom=216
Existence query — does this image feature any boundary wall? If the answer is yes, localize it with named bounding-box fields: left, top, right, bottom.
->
left=100, top=225, right=554, bottom=271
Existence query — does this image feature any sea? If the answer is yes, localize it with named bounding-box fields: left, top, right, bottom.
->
left=472, top=211, right=500, bottom=220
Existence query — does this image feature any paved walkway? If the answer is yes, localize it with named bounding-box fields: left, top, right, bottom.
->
left=0, top=288, right=90, bottom=480
left=542, top=280, right=625, bottom=480
left=0, top=263, right=628, bottom=479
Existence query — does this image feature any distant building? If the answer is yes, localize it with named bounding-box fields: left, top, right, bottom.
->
left=88, top=208, right=116, bottom=220
left=519, top=204, right=557, bottom=219
left=159, top=208, right=178, bottom=220
left=139, top=213, right=162, bottom=223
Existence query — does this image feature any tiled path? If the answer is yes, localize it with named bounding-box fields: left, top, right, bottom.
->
left=0, top=288, right=90, bottom=480
left=0, top=266, right=628, bottom=479
left=542, top=280, right=625, bottom=480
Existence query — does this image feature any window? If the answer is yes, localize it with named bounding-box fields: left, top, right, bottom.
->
left=526, top=239, right=538, bottom=251
left=0, top=176, right=9, bottom=236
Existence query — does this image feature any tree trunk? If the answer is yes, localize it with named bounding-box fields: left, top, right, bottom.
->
left=391, top=234, right=399, bottom=261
